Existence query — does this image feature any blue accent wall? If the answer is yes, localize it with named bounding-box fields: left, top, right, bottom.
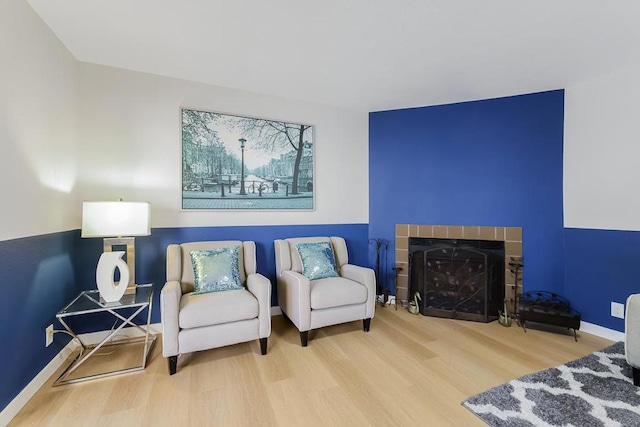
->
left=0, top=231, right=79, bottom=412
left=565, top=228, right=640, bottom=331
left=369, top=90, right=565, bottom=295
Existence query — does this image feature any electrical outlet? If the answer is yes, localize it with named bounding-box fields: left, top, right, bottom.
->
left=611, top=302, right=625, bottom=319
left=46, top=324, right=54, bottom=347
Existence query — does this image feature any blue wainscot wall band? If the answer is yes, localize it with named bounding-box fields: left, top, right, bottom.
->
left=564, top=227, right=638, bottom=331
left=2, top=223, right=368, bottom=413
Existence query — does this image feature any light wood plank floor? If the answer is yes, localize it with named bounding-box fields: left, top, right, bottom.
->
left=10, top=307, right=613, bottom=426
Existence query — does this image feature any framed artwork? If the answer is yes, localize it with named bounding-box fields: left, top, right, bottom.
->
left=181, top=108, right=314, bottom=210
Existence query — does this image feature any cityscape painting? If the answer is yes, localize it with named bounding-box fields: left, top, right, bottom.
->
left=181, top=108, right=314, bottom=210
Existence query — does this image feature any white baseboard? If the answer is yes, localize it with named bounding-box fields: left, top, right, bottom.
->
left=376, top=294, right=397, bottom=305
left=270, top=306, right=282, bottom=316
left=580, top=321, right=625, bottom=342
left=78, top=322, right=163, bottom=346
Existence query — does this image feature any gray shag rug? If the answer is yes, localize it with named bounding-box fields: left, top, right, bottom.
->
left=462, top=342, right=640, bottom=426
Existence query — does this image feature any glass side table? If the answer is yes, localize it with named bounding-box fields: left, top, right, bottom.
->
left=53, top=283, right=157, bottom=386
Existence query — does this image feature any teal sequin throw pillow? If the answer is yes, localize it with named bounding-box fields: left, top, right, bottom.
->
left=296, top=242, right=339, bottom=280
left=190, top=246, right=243, bottom=294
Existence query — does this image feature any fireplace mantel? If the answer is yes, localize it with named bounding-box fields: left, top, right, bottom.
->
left=395, top=224, right=523, bottom=313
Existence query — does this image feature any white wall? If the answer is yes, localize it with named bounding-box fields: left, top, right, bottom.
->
left=0, top=0, right=368, bottom=238
left=0, top=1, right=79, bottom=241
left=76, top=63, right=369, bottom=228
left=564, top=63, right=640, bottom=231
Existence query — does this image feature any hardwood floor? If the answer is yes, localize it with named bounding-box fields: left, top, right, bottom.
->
left=10, top=307, right=613, bottom=426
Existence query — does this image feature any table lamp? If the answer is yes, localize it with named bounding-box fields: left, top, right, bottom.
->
left=81, top=201, right=151, bottom=302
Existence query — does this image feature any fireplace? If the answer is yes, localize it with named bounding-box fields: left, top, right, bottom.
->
left=408, top=238, right=504, bottom=322
left=394, top=224, right=523, bottom=317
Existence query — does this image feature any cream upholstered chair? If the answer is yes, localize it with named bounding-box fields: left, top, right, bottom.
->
left=626, top=294, right=640, bottom=386
left=161, top=241, right=271, bottom=375
left=274, top=236, right=376, bottom=346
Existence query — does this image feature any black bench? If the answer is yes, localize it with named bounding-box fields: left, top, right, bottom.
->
left=518, top=291, right=581, bottom=341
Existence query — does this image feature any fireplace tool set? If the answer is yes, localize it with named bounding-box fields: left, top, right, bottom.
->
left=391, top=265, right=403, bottom=310
left=369, top=238, right=389, bottom=307
left=499, top=256, right=523, bottom=327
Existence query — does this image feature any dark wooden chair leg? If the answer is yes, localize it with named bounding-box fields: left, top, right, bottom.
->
left=363, top=318, right=371, bottom=332
left=168, top=356, right=177, bottom=375
left=260, top=337, right=268, bottom=355
left=300, top=331, right=309, bottom=347
left=633, top=367, right=640, bottom=386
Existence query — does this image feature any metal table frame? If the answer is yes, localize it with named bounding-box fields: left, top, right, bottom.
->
left=54, top=284, right=156, bottom=386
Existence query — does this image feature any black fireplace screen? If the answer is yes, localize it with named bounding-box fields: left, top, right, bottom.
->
left=409, top=238, right=504, bottom=322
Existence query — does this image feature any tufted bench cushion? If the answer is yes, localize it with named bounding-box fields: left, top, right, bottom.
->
left=518, top=291, right=581, bottom=341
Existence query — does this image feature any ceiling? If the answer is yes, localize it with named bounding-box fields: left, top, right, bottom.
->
left=27, top=0, right=640, bottom=112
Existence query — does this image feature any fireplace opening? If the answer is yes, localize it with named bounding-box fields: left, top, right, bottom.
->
left=408, top=237, right=505, bottom=322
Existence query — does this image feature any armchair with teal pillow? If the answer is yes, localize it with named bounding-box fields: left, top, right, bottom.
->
left=161, top=241, right=271, bottom=375
left=274, top=236, right=376, bottom=346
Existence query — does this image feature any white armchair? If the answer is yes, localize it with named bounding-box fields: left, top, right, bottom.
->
left=161, top=241, right=271, bottom=375
left=626, top=294, right=640, bottom=386
left=274, top=236, right=376, bottom=346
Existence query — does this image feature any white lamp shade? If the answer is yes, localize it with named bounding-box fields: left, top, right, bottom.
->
left=82, top=201, right=150, bottom=237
